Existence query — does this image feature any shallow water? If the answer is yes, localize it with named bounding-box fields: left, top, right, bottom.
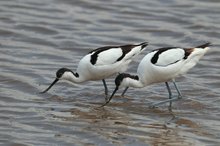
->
left=0, top=0, right=220, bottom=145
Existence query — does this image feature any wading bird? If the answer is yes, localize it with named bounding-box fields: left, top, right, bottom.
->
left=101, top=43, right=210, bottom=109
left=40, top=42, right=148, bottom=101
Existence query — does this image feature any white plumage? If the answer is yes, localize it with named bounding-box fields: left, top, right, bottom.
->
left=41, top=42, right=148, bottom=100
left=102, top=43, right=211, bottom=109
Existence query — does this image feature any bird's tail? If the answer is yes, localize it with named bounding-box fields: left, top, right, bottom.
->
left=180, top=43, right=211, bottom=75
left=124, top=42, right=148, bottom=60
left=195, top=42, right=211, bottom=53
left=195, top=42, right=211, bottom=49
left=188, top=42, right=211, bottom=61
left=138, top=42, right=148, bottom=51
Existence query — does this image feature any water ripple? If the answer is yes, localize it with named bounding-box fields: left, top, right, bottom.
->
left=0, top=0, right=220, bottom=145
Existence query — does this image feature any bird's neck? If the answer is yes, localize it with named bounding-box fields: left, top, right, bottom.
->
left=63, top=71, right=85, bottom=83
left=122, top=76, right=145, bottom=88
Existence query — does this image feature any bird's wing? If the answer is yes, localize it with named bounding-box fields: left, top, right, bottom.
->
left=90, top=47, right=124, bottom=66
left=90, top=42, right=148, bottom=66
left=151, top=48, right=185, bottom=66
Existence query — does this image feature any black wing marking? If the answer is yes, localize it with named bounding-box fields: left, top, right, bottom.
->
left=151, top=47, right=176, bottom=64
left=90, top=42, right=148, bottom=65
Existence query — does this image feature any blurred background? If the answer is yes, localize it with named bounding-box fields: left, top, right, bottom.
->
left=0, top=0, right=220, bottom=145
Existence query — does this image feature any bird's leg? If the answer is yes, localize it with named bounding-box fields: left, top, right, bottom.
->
left=150, top=80, right=182, bottom=109
left=165, top=82, right=173, bottom=110
left=172, top=80, right=182, bottom=99
left=102, top=79, right=108, bottom=101
left=121, top=87, right=129, bottom=96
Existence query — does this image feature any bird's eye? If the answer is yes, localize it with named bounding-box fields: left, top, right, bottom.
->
left=59, top=73, right=63, bottom=78
left=57, top=72, right=62, bottom=78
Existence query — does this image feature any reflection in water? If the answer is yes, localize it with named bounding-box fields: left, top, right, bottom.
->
left=0, top=0, right=220, bottom=145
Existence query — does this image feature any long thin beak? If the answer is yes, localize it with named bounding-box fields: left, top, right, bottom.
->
left=40, top=78, right=59, bottom=94
left=100, top=86, right=118, bottom=107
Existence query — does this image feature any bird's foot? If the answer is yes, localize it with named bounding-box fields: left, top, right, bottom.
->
left=105, top=95, right=109, bottom=102
left=149, top=97, right=181, bottom=109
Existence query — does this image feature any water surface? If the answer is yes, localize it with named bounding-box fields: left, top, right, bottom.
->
left=0, top=0, right=220, bottom=145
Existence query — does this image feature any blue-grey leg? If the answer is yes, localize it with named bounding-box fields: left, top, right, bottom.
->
left=102, top=79, right=108, bottom=101
left=165, top=82, right=172, bottom=110
left=121, top=87, right=129, bottom=96
left=172, top=80, right=182, bottom=99
left=150, top=80, right=182, bottom=108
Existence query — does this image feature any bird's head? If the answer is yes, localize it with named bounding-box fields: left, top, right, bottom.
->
left=101, top=73, right=139, bottom=107
left=115, top=73, right=139, bottom=89
left=56, top=68, right=77, bottom=80
left=40, top=68, right=78, bottom=93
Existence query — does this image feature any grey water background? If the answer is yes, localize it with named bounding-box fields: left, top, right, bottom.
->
left=0, top=0, right=220, bottom=145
